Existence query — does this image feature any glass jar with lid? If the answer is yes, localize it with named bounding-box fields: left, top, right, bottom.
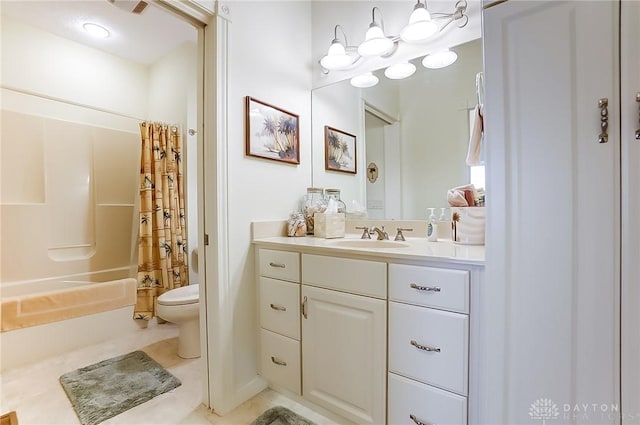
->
left=325, top=188, right=346, bottom=215
left=302, top=187, right=326, bottom=234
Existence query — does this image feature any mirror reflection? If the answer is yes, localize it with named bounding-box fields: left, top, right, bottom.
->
left=311, top=38, right=483, bottom=220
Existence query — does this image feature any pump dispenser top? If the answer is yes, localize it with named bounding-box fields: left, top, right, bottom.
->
left=427, top=208, right=438, bottom=241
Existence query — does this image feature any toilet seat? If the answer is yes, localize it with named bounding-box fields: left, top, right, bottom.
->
left=157, top=284, right=199, bottom=306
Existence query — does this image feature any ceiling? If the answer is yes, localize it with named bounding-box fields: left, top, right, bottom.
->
left=0, top=0, right=197, bottom=65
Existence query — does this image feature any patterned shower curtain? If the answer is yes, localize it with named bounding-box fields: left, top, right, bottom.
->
left=134, top=122, right=188, bottom=321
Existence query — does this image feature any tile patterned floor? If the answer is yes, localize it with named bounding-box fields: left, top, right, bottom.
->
left=0, top=322, right=339, bottom=425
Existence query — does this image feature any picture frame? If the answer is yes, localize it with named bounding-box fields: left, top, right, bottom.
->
left=324, top=126, right=357, bottom=174
left=245, top=96, right=300, bottom=164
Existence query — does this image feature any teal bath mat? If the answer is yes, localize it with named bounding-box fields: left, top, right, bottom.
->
left=60, top=350, right=181, bottom=425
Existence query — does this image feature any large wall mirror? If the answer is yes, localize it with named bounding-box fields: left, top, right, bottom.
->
left=311, top=37, right=483, bottom=220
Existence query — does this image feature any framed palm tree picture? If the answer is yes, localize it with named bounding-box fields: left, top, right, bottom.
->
left=324, top=126, right=356, bottom=174
left=245, top=96, right=300, bottom=164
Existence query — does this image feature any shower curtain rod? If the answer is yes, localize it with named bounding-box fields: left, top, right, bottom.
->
left=1, top=85, right=146, bottom=121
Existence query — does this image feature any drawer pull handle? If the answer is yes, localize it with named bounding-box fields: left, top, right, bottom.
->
left=410, top=283, right=441, bottom=292
left=410, top=414, right=433, bottom=425
left=269, top=262, right=286, bottom=268
left=411, top=340, right=441, bottom=353
left=269, top=303, right=286, bottom=312
left=302, top=296, right=308, bottom=319
left=635, top=92, right=640, bottom=140
left=271, top=356, right=287, bottom=366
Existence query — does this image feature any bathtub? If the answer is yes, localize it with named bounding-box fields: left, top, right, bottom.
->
left=0, top=269, right=138, bottom=371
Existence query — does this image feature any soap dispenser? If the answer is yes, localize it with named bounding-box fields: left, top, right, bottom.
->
left=427, top=208, right=438, bottom=242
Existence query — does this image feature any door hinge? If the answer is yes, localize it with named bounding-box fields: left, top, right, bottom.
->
left=204, top=234, right=209, bottom=246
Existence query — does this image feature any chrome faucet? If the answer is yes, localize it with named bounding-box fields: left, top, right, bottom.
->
left=370, top=226, right=389, bottom=240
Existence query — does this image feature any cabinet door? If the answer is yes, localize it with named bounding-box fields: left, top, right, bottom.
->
left=301, top=285, right=386, bottom=425
left=483, top=1, right=620, bottom=424
left=621, top=1, right=640, bottom=422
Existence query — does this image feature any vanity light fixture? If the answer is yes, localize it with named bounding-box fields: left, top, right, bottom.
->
left=82, top=22, right=110, bottom=39
left=422, top=48, right=458, bottom=69
left=319, top=0, right=469, bottom=82
left=357, top=7, right=395, bottom=57
left=350, top=72, right=379, bottom=88
left=384, top=62, right=416, bottom=80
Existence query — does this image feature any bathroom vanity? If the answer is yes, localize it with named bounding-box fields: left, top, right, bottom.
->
left=253, top=227, right=484, bottom=425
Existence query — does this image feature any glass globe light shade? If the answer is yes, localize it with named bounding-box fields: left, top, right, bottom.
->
left=320, top=41, right=353, bottom=70
left=357, top=25, right=394, bottom=57
left=400, top=7, right=438, bottom=42
left=384, top=62, right=417, bottom=80
left=422, top=49, right=458, bottom=69
left=350, top=72, right=379, bottom=88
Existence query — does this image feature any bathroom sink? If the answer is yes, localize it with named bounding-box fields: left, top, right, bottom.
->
left=330, top=239, right=410, bottom=249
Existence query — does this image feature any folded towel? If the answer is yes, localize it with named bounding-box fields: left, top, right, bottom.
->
left=447, top=184, right=478, bottom=207
left=447, top=189, right=468, bottom=207
left=465, top=104, right=483, bottom=166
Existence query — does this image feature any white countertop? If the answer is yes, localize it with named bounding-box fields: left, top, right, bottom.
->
left=252, top=234, right=485, bottom=266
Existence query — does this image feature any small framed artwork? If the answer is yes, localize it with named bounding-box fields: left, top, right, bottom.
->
left=324, top=126, right=356, bottom=174
left=245, top=96, right=300, bottom=164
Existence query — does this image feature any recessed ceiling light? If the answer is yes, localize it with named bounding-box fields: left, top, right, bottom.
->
left=83, top=23, right=110, bottom=39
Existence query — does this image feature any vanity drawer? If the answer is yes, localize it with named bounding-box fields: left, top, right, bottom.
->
left=258, top=249, right=300, bottom=282
left=388, top=372, right=467, bottom=425
left=260, top=329, right=301, bottom=395
left=389, top=264, right=469, bottom=313
left=302, top=254, right=386, bottom=299
left=389, top=302, right=468, bottom=395
left=259, top=277, right=300, bottom=339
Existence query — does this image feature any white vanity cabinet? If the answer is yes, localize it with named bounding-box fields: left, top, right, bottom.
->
left=257, top=248, right=301, bottom=395
left=301, top=254, right=387, bottom=425
left=388, top=264, right=470, bottom=425
left=254, top=238, right=483, bottom=424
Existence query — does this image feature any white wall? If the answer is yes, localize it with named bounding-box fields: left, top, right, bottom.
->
left=1, top=17, right=149, bottom=120
left=225, top=0, right=313, bottom=401
left=148, top=41, right=199, bottom=286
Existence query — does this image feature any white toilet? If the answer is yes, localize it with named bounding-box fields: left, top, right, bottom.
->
left=156, top=284, right=200, bottom=359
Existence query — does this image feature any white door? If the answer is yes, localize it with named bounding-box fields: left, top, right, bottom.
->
left=482, top=1, right=620, bottom=423
left=301, top=285, right=386, bottom=425
left=621, top=1, right=640, bottom=422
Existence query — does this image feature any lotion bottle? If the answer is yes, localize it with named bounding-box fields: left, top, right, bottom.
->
left=427, top=208, right=438, bottom=241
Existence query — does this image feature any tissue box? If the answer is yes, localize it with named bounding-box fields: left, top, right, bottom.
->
left=313, top=213, right=345, bottom=238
